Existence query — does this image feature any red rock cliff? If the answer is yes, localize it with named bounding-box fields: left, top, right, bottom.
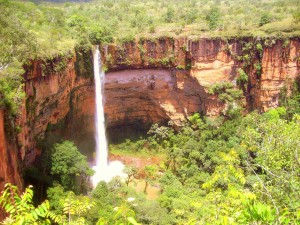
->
left=0, top=110, right=22, bottom=219
left=1, top=36, right=299, bottom=220
left=18, top=37, right=300, bottom=165
left=101, top=37, right=300, bottom=120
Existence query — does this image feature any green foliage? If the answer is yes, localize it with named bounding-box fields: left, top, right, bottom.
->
left=147, top=123, right=174, bottom=143
left=61, top=191, right=95, bottom=225
left=236, top=68, right=248, bottom=88
left=113, top=202, right=141, bottom=225
left=206, top=7, right=221, bottom=30
left=111, top=108, right=300, bottom=224
left=241, top=112, right=300, bottom=223
left=202, top=149, right=246, bottom=190
left=47, top=183, right=66, bottom=215
left=88, top=25, right=113, bottom=44
left=164, top=7, right=175, bottom=23
left=188, top=113, right=206, bottom=130
left=0, top=3, right=34, bottom=115
left=263, top=107, right=286, bottom=120
left=50, top=140, right=94, bottom=192
left=13, top=106, right=300, bottom=224
left=256, top=43, right=263, bottom=53
left=149, top=24, right=155, bottom=33
left=294, top=9, right=300, bottom=22
left=1, top=0, right=297, bottom=57
left=0, top=64, right=25, bottom=114
left=279, top=80, right=300, bottom=119
left=237, top=68, right=248, bottom=83
left=243, top=201, right=276, bottom=224
left=123, top=166, right=138, bottom=186
left=259, top=13, right=272, bottom=27
left=208, top=82, right=243, bottom=106
left=88, top=181, right=121, bottom=224
left=0, top=183, right=61, bottom=224
left=66, top=14, right=85, bottom=28
left=208, top=82, right=234, bottom=95
left=143, top=165, right=158, bottom=193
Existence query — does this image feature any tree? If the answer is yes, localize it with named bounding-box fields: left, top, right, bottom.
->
left=236, top=68, right=248, bottom=90
left=47, top=183, right=66, bottom=214
left=259, top=13, right=272, bottom=26
left=206, top=7, right=221, bottom=30
left=0, top=4, right=35, bottom=114
left=51, top=141, right=94, bottom=192
left=241, top=113, right=300, bottom=223
left=143, top=165, right=158, bottom=194
left=123, top=166, right=138, bottom=186
left=147, top=124, right=173, bottom=143
left=62, top=192, right=95, bottom=225
left=87, top=25, right=113, bottom=44
left=164, top=7, right=174, bottom=23
left=293, top=9, right=300, bottom=22
left=113, top=202, right=141, bottom=225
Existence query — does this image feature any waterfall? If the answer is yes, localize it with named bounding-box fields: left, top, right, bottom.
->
left=92, top=45, right=125, bottom=187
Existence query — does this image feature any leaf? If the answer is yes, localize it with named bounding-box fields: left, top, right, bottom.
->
left=5, top=204, right=14, bottom=213
left=31, top=210, right=38, bottom=220
left=127, top=217, right=141, bottom=225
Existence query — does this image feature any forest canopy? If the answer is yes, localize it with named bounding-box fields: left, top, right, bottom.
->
left=1, top=0, right=300, bottom=54
left=1, top=0, right=299, bottom=114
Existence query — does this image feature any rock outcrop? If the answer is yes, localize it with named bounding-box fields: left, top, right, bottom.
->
left=102, top=37, right=299, bottom=118
left=251, top=39, right=300, bottom=111
left=0, top=37, right=299, bottom=203
left=0, top=110, right=22, bottom=215
left=7, top=37, right=300, bottom=168
left=22, top=56, right=95, bottom=164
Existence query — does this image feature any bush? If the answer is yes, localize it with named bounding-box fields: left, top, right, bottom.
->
left=88, top=25, right=113, bottom=44
left=51, top=140, right=94, bottom=192
left=236, top=68, right=248, bottom=86
left=259, top=13, right=272, bottom=26
left=206, top=7, right=221, bottom=30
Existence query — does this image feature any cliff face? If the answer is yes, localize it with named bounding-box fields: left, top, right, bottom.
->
left=102, top=37, right=300, bottom=119
left=102, top=38, right=234, bottom=126
left=22, top=56, right=95, bottom=164
left=0, top=110, right=22, bottom=202
left=251, top=39, right=300, bottom=111
left=17, top=37, right=299, bottom=165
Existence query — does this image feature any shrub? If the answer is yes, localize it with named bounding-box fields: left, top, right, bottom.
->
left=259, top=13, right=272, bottom=27
left=236, top=68, right=248, bottom=86
left=206, top=7, right=221, bottom=30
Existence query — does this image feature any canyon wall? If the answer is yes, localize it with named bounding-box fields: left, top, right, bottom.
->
left=22, top=56, right=95, bottom=164
left=0, top=37, right=298, bottom=200
left=251, top=39, right=300, bottom=111
left=0, top=110, right=22, bottom=187
left=8, top=37, right=300, bottom=167
left=101, top=37, right=299, bottom=119
left=0, top=110, right=22, bottom=219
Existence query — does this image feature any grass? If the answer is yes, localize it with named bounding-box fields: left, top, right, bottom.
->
left=109, top=143, right=166, bottom=159
left=129, top=179, right=160, bottom=200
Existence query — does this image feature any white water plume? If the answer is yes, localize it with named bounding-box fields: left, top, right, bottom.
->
left=92, top=45, right=125, bottom=187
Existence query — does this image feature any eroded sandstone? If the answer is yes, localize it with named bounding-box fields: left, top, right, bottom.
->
left=1, top=37, right=299, bottom=178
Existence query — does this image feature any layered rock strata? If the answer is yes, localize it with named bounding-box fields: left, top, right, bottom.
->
left=3, top=37, right=300, bottom=170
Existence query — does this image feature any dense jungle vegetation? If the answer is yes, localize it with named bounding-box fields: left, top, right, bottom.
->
left=2, top=104, right=300, bottom=224
left=1, top=0, right=300, bottom=114
left=1, top=0, right=300, bottom=224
